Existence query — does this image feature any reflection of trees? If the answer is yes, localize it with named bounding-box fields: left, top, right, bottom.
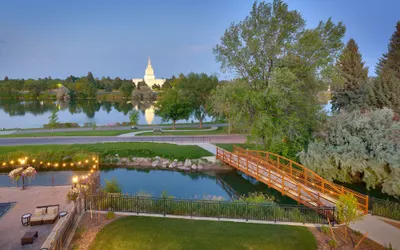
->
left=80, top=100, right=101, bottom=118
left=0, top=100, right=54, bottom=116
left=113, top=101, right=132, bottom=115
left=102, top=102, right=112, bottom=113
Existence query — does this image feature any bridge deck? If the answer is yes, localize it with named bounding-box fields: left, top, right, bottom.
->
left=216, top=147, right=368, bottom=214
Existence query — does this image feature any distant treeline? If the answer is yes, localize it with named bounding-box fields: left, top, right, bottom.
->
left=0, top=72, right=182, bottom=100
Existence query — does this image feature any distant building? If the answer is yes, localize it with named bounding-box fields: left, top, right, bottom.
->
left=132, top=57, right=166, bottom=88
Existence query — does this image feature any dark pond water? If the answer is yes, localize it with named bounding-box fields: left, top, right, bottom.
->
left=0, top=100, right=213, bottom=129
left=0, top=168, right=298, bottom=204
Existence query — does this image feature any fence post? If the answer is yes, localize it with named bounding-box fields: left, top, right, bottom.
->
left=246, top=202, right=248, bottom=222
left=163, top=197, right=166, bottom=217
left=137, top=196, right=139, bottom=215
left=218, top=201, right=220, bottom=220
left=190, top=200, right=193, bottom=218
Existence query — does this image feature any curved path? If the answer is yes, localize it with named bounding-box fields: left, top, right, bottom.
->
left=0, top=135, right=246, bottom=146
left=6, top=124, right=228, bottom=134
left=117, top=126, right=218, bottom=137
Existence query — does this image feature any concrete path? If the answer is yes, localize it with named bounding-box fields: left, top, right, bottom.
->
left=9, top=123, right=228, bottom=134
left=0, top=135, right=246, bottom=146
left=117, top=126, right=218, bottom=137
left=350, top=214, right=400, bottom=249
left=0, top=131, right=16, bottom=135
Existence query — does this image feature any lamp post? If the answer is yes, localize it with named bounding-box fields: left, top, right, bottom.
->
left=72, top=175, right=78, bottom=188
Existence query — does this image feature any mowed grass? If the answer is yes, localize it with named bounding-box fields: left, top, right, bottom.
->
left=0, top=142, right=213, bottom=161
left=90, top=216, right=317, bottom=250
left=138, top=127, right=228, bottom=136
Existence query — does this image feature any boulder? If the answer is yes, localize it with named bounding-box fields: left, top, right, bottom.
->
left=155, top=156, right=160, bottom=160
left=184, top=159, right=192, bottom=167
left=168, top=163, right=175, bottom=169
left=172, top=161, right=178, bottom=167
left=177, top=161, right=183, bottom=167
left=197, top=165, right=204, bottom=170
left=151, top=160, right=159, bottom=167
left=191, top=164, right=197, bottom=170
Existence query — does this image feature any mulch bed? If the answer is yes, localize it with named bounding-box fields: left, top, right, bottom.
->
left=308, top=226, right=384, bottom=250
left=69, top=212, right=124, bottom=250
left=379, top=219, right=400, bottom=230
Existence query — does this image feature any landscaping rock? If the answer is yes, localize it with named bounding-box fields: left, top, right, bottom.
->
left=184, top=159, right=192, bottom=167
left=168, top=163, right=174, bottom=169
left=197, top=165, right=204, bottom=170
left=155, top=156, right=160, bottom=160
left=151, top=160, right=159, bottom=167
left=191, top=164, right=197, bottom=170
left=177, top=161, right=183, bottom=167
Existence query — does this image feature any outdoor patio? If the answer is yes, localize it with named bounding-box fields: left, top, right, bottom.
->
left=0, top=186, right=71, bottom=250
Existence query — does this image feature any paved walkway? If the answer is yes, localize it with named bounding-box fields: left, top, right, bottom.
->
left=117, top=126, right=218, bottom=137
left=349, top=214, right=400, bottom=249
left=0, top=186, right=72, bottom=250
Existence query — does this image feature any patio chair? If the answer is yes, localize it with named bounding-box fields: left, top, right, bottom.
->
left=43, top=205, right=59, bottom=224
left=30, top=207, right=46, bottom=226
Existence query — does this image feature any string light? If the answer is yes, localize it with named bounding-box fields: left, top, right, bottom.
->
left=92, top=157, right=95, bottom=161
left=40, top=161, right=43, bottom=164
left=32, top=159, right=36, bottom=163
left=2, top=162, right=6, bottom=166
left=10, top=161, right=14, bottom=164
left=70, top=163, right=74, bottom=166
left=85, top=160, right=89, bottom=163
left=62, top=163, right=66, bottom=167
left=78, top=161, right=81, bottom=165
left=54, top=163, right=59, bottom=167
left=47, top=162, right=51, bottom=166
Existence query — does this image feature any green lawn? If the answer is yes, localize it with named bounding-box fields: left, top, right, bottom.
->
left=0, top=130, right=133, bottom=137
left=215, top=143, right=257, bottom=152
left=138, top=127, right=228, bottom=136
left=89, top=216, right=317, bottom=250
left=0, top=142, right=213, bottom=171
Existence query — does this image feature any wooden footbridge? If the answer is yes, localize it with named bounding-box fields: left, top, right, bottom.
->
left=216, top=146, right=369, bottom=214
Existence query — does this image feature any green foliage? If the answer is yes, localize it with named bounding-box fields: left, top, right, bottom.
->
left=104, top=179, right=122, bottom=194
left=177, top=73, right=218, bottom=127
left=75, top=78, right=97, bottom=99
left=106, top=211, right=116, bottom=219
left=129, top=110, right=140, bottom=126
left=371, top=198, right=400, bottom=220
left=331, top=39, right=369, bottom=112
left=369, top=22, right=400, bottom=112
left=154, top=89, right=192, bottom=129
left=299, top=108, right=400, bottom=197
left=320, top=225, right=330, bottom=235
left=48, top=110, right=59, bottom=133
left=119, top=81, right=133, bottom=98
left=211, top=0, right=345, bottom=159
left=328, top=239, right=337, bottom=248
left=336, top=194, right=358, bottom=225
left=238, top=192, right=274, bottom=203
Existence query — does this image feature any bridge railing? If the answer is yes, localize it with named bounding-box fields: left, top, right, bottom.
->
left=216, top=147, right=337, bottom=214
left=232, top=146, right=369, bottom=214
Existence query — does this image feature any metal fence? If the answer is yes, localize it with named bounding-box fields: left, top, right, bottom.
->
left=85, top=194, right=335, bottom=224
left=369, top=197, right=400, bottom=221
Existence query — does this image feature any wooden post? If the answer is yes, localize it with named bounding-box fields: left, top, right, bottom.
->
left=282, top=175, right=285, bottom=195
left=354, top=232, right=368, bottom=250
left=268, top=167, right=271, bottom=188
left=327, top=217, right=336, bottom=241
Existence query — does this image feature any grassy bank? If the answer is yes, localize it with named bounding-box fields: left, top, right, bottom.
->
left=138, top=127, right=228, bottom=136
left=0, top=130, right=133, bottom=137
left=0, top=142, right=213, bottom=172
left=90, top=216, right=317, bottom=250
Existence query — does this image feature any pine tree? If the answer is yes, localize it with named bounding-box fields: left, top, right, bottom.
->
left=4, top=76, right=9, bottom=81
left=370, top=22, right=400, bottom=112
left=331, top=39, right=368, bottom=112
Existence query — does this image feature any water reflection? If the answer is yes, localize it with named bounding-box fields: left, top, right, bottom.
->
left=0, top=100, right=212, bottom=129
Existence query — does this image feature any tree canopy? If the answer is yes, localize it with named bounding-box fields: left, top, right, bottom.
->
left=211, top=0, right=345, bottom=158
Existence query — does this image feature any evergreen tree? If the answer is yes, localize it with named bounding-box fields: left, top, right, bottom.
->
left=370, top=22, right=400, bottom=112
left=4, top=76, right=9, bottom=81
left=331, top=39, right=368, bottom=112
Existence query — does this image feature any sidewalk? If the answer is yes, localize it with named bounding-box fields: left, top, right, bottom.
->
left=349, top=214, right=400, bottom=249
left=117, top=126, right=218, bottom=137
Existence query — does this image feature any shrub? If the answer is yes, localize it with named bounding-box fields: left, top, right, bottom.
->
left=103, top=179, right=122, bottom=194
left=299, top=108, right=400, bottom=197
left=321, top=225, right=330, bottom=235
left=106, top=211, right=116, bottom=219
left=328, top=239, right=337, bottom=248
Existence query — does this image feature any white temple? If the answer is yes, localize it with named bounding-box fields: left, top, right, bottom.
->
left=132, top=57, right=166, bottom=88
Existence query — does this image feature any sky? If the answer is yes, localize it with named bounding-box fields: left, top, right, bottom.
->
left=0, top=0, right=399, bottom=80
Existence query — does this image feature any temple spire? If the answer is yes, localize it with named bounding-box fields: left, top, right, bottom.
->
left=148, top=56, right=151, bottom=66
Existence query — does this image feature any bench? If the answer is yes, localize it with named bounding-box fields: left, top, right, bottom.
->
left=153, top=128, right=163, bottom=134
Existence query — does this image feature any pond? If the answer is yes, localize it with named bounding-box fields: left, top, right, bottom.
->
left=0, top=100, right=213, bottom=129
left=0, top=168, right=298, bottom=204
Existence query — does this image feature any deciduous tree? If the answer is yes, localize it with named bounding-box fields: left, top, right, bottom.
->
left=155, top=89, right=192, bottom=129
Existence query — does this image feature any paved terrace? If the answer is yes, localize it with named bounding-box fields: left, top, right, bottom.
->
left=0, top=186, right=71, bottom=250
